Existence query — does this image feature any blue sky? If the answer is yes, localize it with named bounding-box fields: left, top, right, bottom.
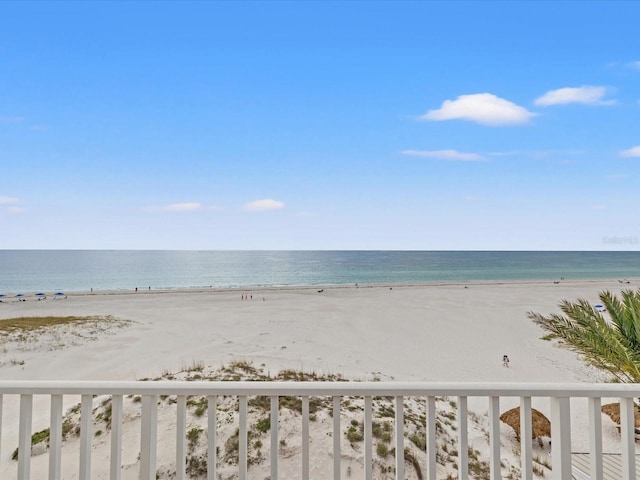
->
left=1, top=1, right=639, bottom=250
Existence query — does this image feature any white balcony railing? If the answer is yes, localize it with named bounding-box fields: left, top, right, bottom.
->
left=1, top=381, right=639, bottom=480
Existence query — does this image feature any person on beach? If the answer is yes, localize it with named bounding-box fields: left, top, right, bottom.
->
left=502, top=355, right=510, bottom=367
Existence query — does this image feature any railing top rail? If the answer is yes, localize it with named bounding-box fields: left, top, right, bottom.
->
left=0, top=381, right=639, bottom=397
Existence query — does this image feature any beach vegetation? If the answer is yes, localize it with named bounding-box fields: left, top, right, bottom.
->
left=228, top=359, right=258, bottom=375
left=248, top=395, right=270, bottom=411
left=185, top=454, right=207, bottom=477
left=409, top=431, right=426, bottom=450
left=372, top=420, right=392, bottom=442
left=187, top=397, right=208, bottom=417
left=223, top=428, right=239, bottom=464
left=181, top=359, right=204, bottom=373
left=187, top=427, right=202, bottom=450
left=11, top=427, right=51, bottom=461
left=376, top=442, right=389, bottom=458
left=529, top=289, right=640, bottom=383
left=377, top=404, right=395, bottom=418
left=256, top=417, right=270, bottom=433
left=0, top=315, right=118, bottom=333
left=346, top=420, right=364, bottom=442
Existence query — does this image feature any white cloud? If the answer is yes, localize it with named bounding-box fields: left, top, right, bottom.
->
left=534, top=86, right=615, bottom=106
left=420, top=93, right=536, bottom=126
left=164, top=202, right=202, bottom=212
left=620, top=146, right=640, bottom=158
left=6, top=206, right=25, bottom=214
left=143, top=202, right=224, bottom=213
left=605, top=173, right=628, bottom=179
left=627, top=61, right=640, bottom=70
left=401, top=149, right=484, bottom=161
left=591, top=205, right=606, bottom=211
left=0, top=196, right=19, bottom=204
left=0, top=116, right=24, bottom=123
left=243, top=199, right=285, bottom=212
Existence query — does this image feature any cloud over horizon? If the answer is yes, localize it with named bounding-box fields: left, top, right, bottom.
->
left=0, top=196, right=25, bottom=214
left=420, top=93, right=536, bottom=126
left=164, top=202, right=203, bottom=212
left=401, top=149, right=484, bottom=161
left=0, top=196, right=19, bottom=204
left=243, top=199, right=285, bottom=212
left=620, top=146, right=640, bottom=157
left=142, top=202, right=217, bottom=213
left=5, top=206, right=26, bottom=214
left=534, top=86, right=615, bottom=106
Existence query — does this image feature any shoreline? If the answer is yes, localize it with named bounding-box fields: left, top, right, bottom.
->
left=1, top=276, right=637, bottom=299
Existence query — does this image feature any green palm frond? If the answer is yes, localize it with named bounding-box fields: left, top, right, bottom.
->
left=529, top=289, right=640, bottom=383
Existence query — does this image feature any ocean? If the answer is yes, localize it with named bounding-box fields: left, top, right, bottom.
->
left=0, top=250, right=639, bottom=294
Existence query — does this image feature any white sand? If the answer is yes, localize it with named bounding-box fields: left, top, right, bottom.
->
left=0, top=279, right=637, bottom=478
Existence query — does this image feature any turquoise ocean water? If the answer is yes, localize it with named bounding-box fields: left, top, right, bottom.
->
left=0, top=250, right=639, bottom=294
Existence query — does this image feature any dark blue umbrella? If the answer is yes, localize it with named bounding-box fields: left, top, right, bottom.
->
left=15, top=293, right=24, bottom=297
left=0, top=294, right=5, bottom=298
left=35, top=292, right=46, bottom=297
left=54, top=292, right=65, bottom=296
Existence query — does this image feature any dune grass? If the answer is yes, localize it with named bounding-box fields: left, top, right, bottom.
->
left=0, top=316, right=116, bottom=334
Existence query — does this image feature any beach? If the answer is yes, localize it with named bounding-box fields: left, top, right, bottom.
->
left=0, top=279, right=637, bottom=477
left=0, top=279, right=626, bottom=383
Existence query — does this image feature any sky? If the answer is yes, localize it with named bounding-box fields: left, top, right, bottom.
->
left=1, top=1, right=639, bottom=250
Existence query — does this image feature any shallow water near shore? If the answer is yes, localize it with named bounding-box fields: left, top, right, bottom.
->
left=1, top=250, right=640, bottom=293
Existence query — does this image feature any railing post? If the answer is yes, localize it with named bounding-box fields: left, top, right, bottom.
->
left=238, top=395, right=248, bottom=480
left=620, top=397, right=636, bottom=479
left=550, top=396, right=571, bottom=480
left=79, top=394, right=93, bottom=480
left=18, top=394, right=33, bottom=480
left=49, top=394, right=63, bottom=480
left=302, top=396, right=310, bottom=480
left=140, top=395, right=158, bottom=480
left=488, top=396, right=501, bottom=480
left=457, top=396, right=468, bottom=480
left=176, top=395, right=187, bottom=480
left=588, top=397, right=603, bottom=480
left=426, top=397, right=436, bottom=480
left=520, top=396, right=532, bottom=480
left=271, top=396, right=279, bottom=480
left=333, top=396, right=341, bottom=480
left=207, top=396, right=217, bottom=480
left=110, top=395, right=123, bottom=480
left=364, top=396, right=372, bottom=480
left=395, top=396, right=404, bottom=480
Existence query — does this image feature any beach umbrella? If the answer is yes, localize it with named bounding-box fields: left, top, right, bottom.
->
left=15, top=294, right=24, bottom=298
left=601, top=403, right=640, bottom=428
left=54, top=292, right=65, bottom=296
left=0, top=294, right=5, bottom=298
left=500, top=407, right=551, bottom=441
left=35, top=292, right=46, bottom=297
